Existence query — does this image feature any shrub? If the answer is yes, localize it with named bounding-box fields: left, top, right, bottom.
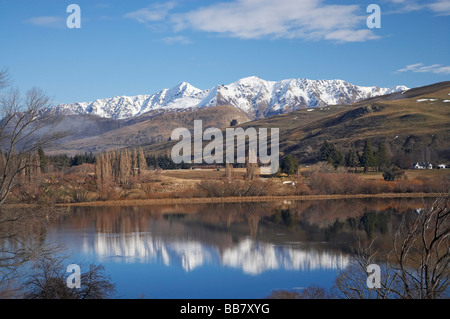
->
left=306, top=172, right=364, bottom=195
left=382, top=166, right=405, bottom=181
left=197, top=179, right=275, bottom=197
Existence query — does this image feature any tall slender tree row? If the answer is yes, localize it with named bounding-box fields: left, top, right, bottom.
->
left=95, top=148, right=147, bottom=189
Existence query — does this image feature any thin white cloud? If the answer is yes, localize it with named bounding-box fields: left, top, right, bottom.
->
left=398, top=63, right=450, bottom=74
left=397, top=63, right=424, bottom=72
left=125, top=2, right=175, bottom=23
left=162, top=35, right=192, bottom=45
left=325, top=29, right=379, bottom=42
left=428, top=0, right=450, bottom=15
left=25, top=16, right=65, bottom=28
left=384, top=0, right=450, bottom=15
left=170, top=0, right=377, bottom=43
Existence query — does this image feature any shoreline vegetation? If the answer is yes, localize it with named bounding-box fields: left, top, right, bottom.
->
left=57, top=192, right=448, bottom=206
left=3, top=193, right=446, bottom=209
left=4, top=162, right=449, bottom=209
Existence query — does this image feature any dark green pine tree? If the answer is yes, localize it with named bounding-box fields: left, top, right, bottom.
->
left=330, top=145, right=344, bottom=168
left=230, top=119, right=238, bottom=126
left=360, top=139, right=377, bottom=173
left=320, top=140, right=344, bottom=168
left=281, top=154, right=299, bottom=176
left=375, top=142, right=390, bottom=171
left=345, top=147, right=359, bottom=173
left=320, top=140, right=331, bottom=162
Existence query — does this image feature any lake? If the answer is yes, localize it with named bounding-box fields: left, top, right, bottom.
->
left=39, top=198, right=426, bottom=298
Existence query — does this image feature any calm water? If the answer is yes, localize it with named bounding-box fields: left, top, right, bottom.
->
left=43, top=198, right=424, bottom=299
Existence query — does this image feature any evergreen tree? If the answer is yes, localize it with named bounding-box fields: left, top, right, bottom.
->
left=382, top=165, right=405, bottom=181
left=360, top=139, right=377, bottom=173
left=320, top=140, right=331, bottom=162
left=330, top=145, right=344, bottom=168
left=320, top=140, right=344, bottom=168
left=48, top=154, right=71, bottom=170
left=345, top=147, right=359, bottom=172
left=281, top=154, right=299, bottom=175
left=375, top=142, right=390, bottom=171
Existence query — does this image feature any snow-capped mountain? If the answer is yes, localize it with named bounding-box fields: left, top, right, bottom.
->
left=50, top=77, right=408, bottom=120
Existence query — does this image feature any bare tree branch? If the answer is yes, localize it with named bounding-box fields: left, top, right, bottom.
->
left=0, top=75, right=67, bottom=206
left=335, top=196, right=449, bottom=299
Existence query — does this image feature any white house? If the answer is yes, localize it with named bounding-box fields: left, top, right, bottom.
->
left=412, top=162, right=433, bottom=170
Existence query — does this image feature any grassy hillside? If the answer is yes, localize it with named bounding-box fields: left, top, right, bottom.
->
left=240, top=82, right=450, bottom=165
left=46, top=105, right=251, bottom=155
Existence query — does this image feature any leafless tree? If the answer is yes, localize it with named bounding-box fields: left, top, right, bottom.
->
left=0, top=207, right=62, bottom=298
left=225, top=163, right=234, bottom=182
left=0, top=68, right=10, bottom=90
left=0, top=68, right=66, bottom=206
left=335, top=196, right=449, bottom=299
left=24, top=256, right=116, bottom=299
left=138, top=147, right=147, bottom=173
left=1, top=207, right=115, bottom=299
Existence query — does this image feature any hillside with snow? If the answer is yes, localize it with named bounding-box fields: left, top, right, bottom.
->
left=49, top=77, right=408, bottom=120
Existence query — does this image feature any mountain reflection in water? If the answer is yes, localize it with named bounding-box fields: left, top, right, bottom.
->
left=86, top=233, right=349, bottom=274
left=46, top=198, right=427, bottom=298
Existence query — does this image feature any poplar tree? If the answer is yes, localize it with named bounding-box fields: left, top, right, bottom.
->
left=138, top=148, right=147, bottom=173
left=119, top=149, right=132, bottom=185
left=132, top=149, right=138, bottom=177
left=245, top=149, right=258, bottom=181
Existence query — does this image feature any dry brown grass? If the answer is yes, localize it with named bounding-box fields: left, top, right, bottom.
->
left=356, top=169, right=450, bottom=181
left=7, top=166, right=448, bottom=207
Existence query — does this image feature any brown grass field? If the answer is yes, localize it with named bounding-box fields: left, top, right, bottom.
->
left=6, top=164, right=448, bottom=208
left=57, top=167, right=449, bottom=207
left=355, top=168, right=450, bottom=181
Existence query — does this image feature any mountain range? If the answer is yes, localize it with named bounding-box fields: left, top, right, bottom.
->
left=42, top=79, right=450, bottom=165
left=49, top=76, right=408, bottom=120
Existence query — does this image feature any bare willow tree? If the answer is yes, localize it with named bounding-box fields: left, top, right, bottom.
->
left=24, top=256, right=116, bottom=299
left=336, top=196, right=449, bottom=299
left=0, top=207, right=62, bottom=298
left=0, top=68, right=10, bottom=90
left=0, top=68, right=65, bottom=206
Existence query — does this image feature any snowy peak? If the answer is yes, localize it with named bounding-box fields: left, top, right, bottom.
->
left=164, top=81, right=203, bottom=100
left=50, top=77, right=408, bottom=120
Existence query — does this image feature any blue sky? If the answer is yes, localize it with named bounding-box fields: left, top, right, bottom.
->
left=0, top=0, right=449, bottom=104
